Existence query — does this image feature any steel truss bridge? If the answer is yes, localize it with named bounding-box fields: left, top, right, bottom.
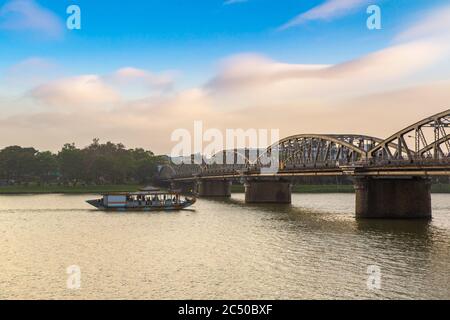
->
left=160, top=109, right=450, bottom=181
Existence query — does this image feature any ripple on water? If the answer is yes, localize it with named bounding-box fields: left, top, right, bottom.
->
left=0, top=193, right=449, bottom=299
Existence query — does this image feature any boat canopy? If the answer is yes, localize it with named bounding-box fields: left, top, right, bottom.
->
left=139, top=185, right=161, bottom=192
left=101, top=191, right=180, bottom=196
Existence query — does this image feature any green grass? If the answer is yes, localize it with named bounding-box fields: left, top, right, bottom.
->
left=1, top=183, right=449, bottom=194
left=0, top=185, right=142, bottom=194
left=232, top=184, right=450, bottom=194
left=231, top=184, right=354, bottom=193
left=431, top=184, right=450, bottom=193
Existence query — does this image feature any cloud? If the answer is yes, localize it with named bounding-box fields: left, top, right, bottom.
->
left=0, top=87, right=215, bottom=153
left=395, top=5, right=450, bottom=42
left=24, top=66, right=179, bottom=109
left=207, top=53, right=329, bottom=88
left=279, top=0, right=370, bottom=30
left=107, top=67, right=177, bottom=92
left=204, top=3, right=450, bottom=109
left=1, top=80, right=450, bottom=154
left=207, top=38, right=448, bottom=102
left=30, top=75, right=120, bottom=108
left=3, top=57, right=60, bottom=88
left=0, top=0, right=64, bottom=38
left=8, top=57, right=52, bottom=70
left=224, top=0, right=248, bottom=5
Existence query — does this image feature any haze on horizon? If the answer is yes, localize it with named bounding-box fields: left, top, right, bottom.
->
left=0, top=0, right=450, bottom=155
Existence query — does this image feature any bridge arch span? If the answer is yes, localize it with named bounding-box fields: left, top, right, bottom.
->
left=256, top=134, right=383, bottom=169
left=206, top=149, right=252, bottom=166
left=369, top=109, right=450, bottom=161
left=159, top=163, right=202, bottom=180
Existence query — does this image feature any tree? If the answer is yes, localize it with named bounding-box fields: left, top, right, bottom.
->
left=34, top=151, right=58, bottom=183
left=58, top=143, right=84, bottom=185
left=0, top=146, right=37, bottom=182
left=0, top=139, right=166, bottom=186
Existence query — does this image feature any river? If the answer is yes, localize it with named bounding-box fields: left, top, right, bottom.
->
left=0, top=193, right=449, bottom=299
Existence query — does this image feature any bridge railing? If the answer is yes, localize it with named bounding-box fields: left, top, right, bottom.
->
left=354, top=157, right=450, bottom=167
left=166, top=157, right=450, bottom=179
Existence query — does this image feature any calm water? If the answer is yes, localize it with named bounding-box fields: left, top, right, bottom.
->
left=0, top=193, right=449, bottom=300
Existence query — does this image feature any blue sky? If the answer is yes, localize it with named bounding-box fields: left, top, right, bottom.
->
left=0, top=0, right=446, bottom=87
left=0, top=0, right=450, bottom=152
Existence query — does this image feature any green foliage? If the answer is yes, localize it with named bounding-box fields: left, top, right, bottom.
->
left=35, top=151, right=58, bottom=183
left=58, top=143, right=84, bottom=184
left=0, top=146, right=38, bottom=181
left=0, top=184, right=141, bottom=194
left=0, top=139, right=165, bottom=185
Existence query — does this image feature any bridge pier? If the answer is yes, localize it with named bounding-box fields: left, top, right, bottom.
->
left=245, top=180, right=292, bottom=204
left=354, top=177, right=432, bottom=219
left=197, top=180, right=232, bottom=197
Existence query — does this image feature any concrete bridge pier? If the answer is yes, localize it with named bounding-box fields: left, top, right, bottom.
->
left=245, top=180, right=292, bottom=204
left=197, top=180, right=232, bottom=197
left=354, top=177, right=432, bottom=219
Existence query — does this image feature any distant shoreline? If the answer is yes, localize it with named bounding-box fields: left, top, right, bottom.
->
left=233, top=184, right=450, bottom=193
left=0, top=185, right=142, bottom=195
left=1, top=184, right=450, bottom=194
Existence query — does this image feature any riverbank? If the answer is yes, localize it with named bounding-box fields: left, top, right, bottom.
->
left=231, top=184, right=450, bottom=194
left=1, top=184, right=353, bottom=194
left=1, top=184, right=450, bottom=194
left=0, top=185, right=141, bottom=194
left=230, top=185, right=355, bottom=193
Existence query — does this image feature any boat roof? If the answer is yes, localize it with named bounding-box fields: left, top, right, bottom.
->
left=101, top=191, right=180, bottom=196
left=139, top=186, right=161, bottom=192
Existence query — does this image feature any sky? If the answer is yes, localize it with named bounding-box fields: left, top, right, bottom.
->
left=0, top=0, right=450, bottom=154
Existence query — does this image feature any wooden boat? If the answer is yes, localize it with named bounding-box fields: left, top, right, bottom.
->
left=86, top=190, right=196, bottom=211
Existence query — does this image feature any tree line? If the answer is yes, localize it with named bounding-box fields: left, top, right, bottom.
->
left=0, top=139, right=167, bottom=185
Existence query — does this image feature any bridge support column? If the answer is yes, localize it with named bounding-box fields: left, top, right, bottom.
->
left=245, top=180, right=291, bottom=204
left=197, top=180, right=231, bottom=197
left=354, top=177, right=431, bottom=219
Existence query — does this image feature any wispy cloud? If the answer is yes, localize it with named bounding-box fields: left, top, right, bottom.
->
left=207, top=38, right=447, bottom=96
left=107, top=67, right=177, bottom=92
left=395, top=5, right=450, bottom=42
left=279, top=0, right=370, bottom=30
left=0, top=0, right=64, bottom=38
left=30, top=75, right=120, bottom=109
left=206, top=4, right=450, bottom=108
left=224, top=0, right=248, bottom=6
left=3, top=57, right=60, bottom=90
left=26, top=66, right=178, bottom=109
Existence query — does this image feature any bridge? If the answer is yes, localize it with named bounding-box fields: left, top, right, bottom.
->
left=158, top=109, right=450, bottom=219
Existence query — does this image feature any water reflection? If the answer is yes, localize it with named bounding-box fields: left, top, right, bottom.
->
left=355, top=218, right=432, bottom=237
left=0, top=193, right=448, bottom=299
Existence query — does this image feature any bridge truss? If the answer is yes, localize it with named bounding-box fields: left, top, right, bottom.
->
left=161, top=109, right=450, bottom=180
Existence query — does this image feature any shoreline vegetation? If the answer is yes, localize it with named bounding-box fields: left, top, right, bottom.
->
left=0, top=140, right=167, bottom=189
left=0, top=184, right=142, bottom=194
left=1, top=184, right=450, bottom=194
left=2, top=140, right=450, bottom=195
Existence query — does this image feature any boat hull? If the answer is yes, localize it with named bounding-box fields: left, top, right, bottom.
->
left=86, top=199, right=196, bottom=211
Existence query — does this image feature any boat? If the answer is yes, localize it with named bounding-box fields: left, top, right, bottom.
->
left=86, top=190, right=196, bottom=211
